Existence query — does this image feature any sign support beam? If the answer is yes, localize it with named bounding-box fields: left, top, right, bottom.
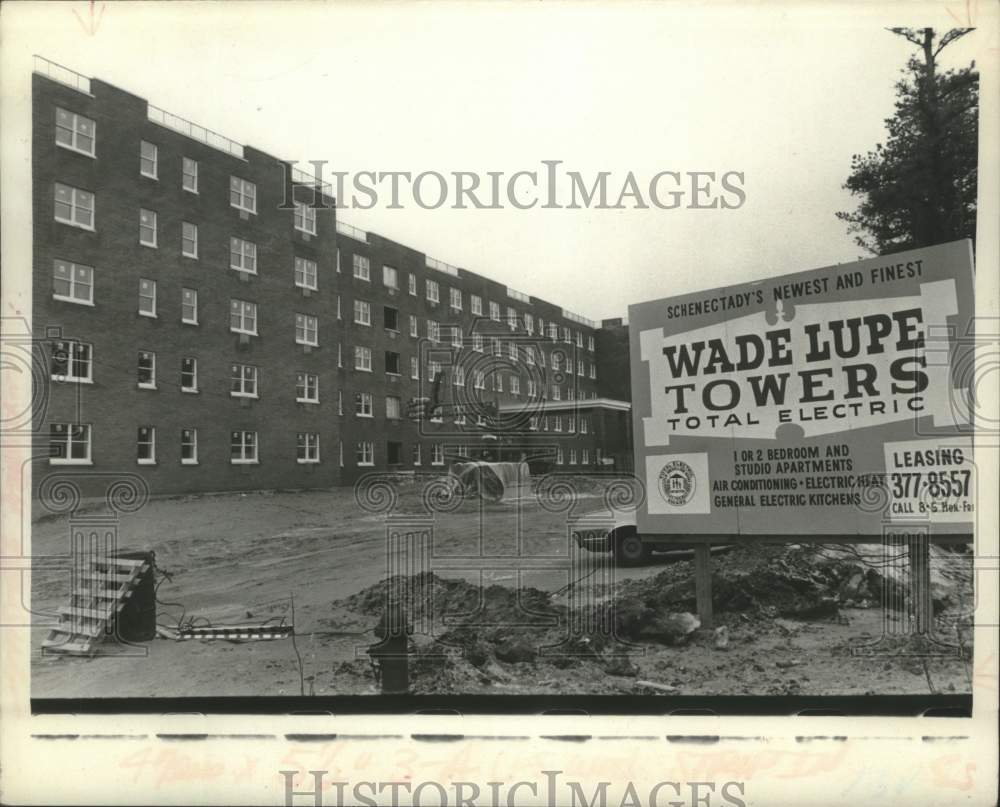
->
left=694, top=544, right=714, bottom=629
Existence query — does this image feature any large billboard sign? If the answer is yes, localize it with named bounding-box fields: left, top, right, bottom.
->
left=628, top=240, right=976, bottom=539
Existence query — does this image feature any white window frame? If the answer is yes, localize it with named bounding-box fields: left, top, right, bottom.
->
left=354, top=299, right=372, bottom=326
left=138, top=278, right=157, bottom=318
left=473, top=334, right=483, bottom=352
left=182, top=157, right=199, bottom=193
left=569, top=449, right=577, bottom=466
left=230, top=299, right=258, bottom=335
left=230, top=237, right=258, bottom=274
left=294, top=201, right=318, bottom=235
left=52, top=259, right=94, bottom=305
left=408, top=274, right=417, bottom=295
left=353, top=254, right=371, bottom=281
left=582, top=449, right=590, bottom=464
left=296, top=372, right=319, bottom=404
left=137, top=426, right=157, bottom=465
left=552, top=384, right=562, bottom=401
left=383, top=265, right=398, bottom=289
left=54, top=183, right=94, bottom=230
left=55, top=107, right=96, bottom=157
left=489, top=301, right=501, bottom=321
left=475, top=371, right=485, bottom=390
left=507, top=307, right=518, bottom=331
left=431, top=444, right=445, bottom=466
left=181, top=288, right=198, bottom=325
left=138, top=208, right=157, bottom=247
left=471, top=295, right=483, bottom=315
left=137, top=350, right=156, bottom=389
left=453, top=366, right=466, bottom=387
left=410, top=357, right=420, bottom=380
left=180, top=356, right=198, bottom=393
left=297, top=432, right=321, bottom=463
left=449, top=288, right=462, bottom=310
left=386, top=396, right=402, bottom=420
left=356, top=441, right=375, bottom=466
left=294, top=257, right=318, bottom=291
left=510, top=375, right=520, bottom=395
left=427, top=320, right=440, bottom=343
left=426, top=279, right=440, bottom=303
left=588, top=336, right=595, bottom=352
left=140, top=140, right=158, bottom=179
left=230, top=175, right=257, bottom=214
left=181, top=428, right=199, bottom=465
left=295, top=313, right=319, bottom=346
left=354, top=345, right=373, bottom=372
left=230, top=430, right=259, bottom=464
left=181, top=221, right=198, bottom=258
left=409, top=315, right=418, bottom=338
left=451, top=327, right=462, bottom=349
left=412, top=444, right=422, bottom=466
left=230, top=363, right=259, bottom=398
left=49, top=423, right=92, bottom=465
left=50, top=339, right=92, bottom=384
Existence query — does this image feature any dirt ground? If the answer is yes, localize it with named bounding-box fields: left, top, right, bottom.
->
left=29, top=484, right=974, bottom=698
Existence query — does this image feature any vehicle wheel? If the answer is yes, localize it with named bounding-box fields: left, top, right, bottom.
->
left=614, top=530, right=652, bottom=565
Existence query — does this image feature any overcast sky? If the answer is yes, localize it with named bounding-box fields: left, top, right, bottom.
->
left=1, top=2, right=983, bottom=323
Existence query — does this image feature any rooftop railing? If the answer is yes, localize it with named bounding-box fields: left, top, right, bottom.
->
left=291, top=166, right=333, bottom=196
left=147, top=104, right=245, bottom=159
left=33, top=55, right=91, bottom=95
left=562, top=308, right=598, bottom=330
left=506, top=287, right=531, bottom=303
left=336, top=220, right=369, bottom=242
left=426, top=256, right=460, bottom=277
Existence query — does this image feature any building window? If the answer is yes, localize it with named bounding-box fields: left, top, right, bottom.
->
left=140, top=141, right=158, bottom=179
left=431, top=444, right=445, bottom=466
left=385, top=351, right=401, bottom=375
left=294, top=202, right=317, bottom=235
left=138, top=209, right=158, bottom=247
left=181, top=288, right=198, bottom=324
left=552, top=384, right=562, bottom=401
left=527, top=379, right=537, bottom=397
left=137, top=350, right=156, bottom=388
left=230, top=176, right=257, bottom=214
left=428, top=361, right=442, bottom=382
left=489, top=301, right=501, bottom=321
left=453, top=366, right=466, bottom=387
left=295, top=313, right=318, bottom=346
left=563, top=327, right=572, bottom=343
left=180, top=357, right=198, bottom=392
left=475, top=371, right=485, bottom=390
left=384, top=306, right=399, bottom=332
left=427, top=320, right=439, bottom=343
left=231, top=430, right=258, bottom=464
left=507, top=307, right=518, bottom=330
left=50, top=340, right=92, bottom=383
left=296, top=372, right=319, bottom=403
left=231, top=363, right=258, bottom=397
left=137, top=426, right=156, bottom=464
left=408, top=273, right=417, bottom=295
left=354, top=299, right=371, bottom=326
left=354, top=345, right=372, bottom=371
left=471, top=295, right=483, bottom=315
left=451, top=327, right=463, bottom=349
left=530, top=416, right=539, bottom=431
left=511, top=376, right=520, bottom=394
left=181, top=428, right=198, bottom=464
left=356, top=441, right=374, bottom=466
left=410, top=356, right=420, bottom=380
left=473, top=333, right=483, bottom=352
left=412, top=444, right=422, bottom=465
left=508, top=342, right=518, bottom=361
left=588, top=336, right=595, bottom=352
left=386, top=396, right=401, bottom=420
left=383, top=265, right=398, bottom=289
left=409, top=315, right=418, bottom=337
left=568, top=415, right=576, bottom=432
left=297, top=432, right=320, bottom=463
left=524, top=313, right=534, bottom=333
left=292, top=257, right=317, bottom=291
left=578, top=361, right=585, bottom=377
left=554, top=416, right=562, bottom=432
left=49, top=423, right=91, bottom=465
left=449, top=288, right=462, bottom=310
left=548, top=323, right=558, bottom=340
left=230, top=237, right=257, bottom=274
left=582, top=449, right=590, bottom=464
left=491, top=337, right=502, bottom=357
left=138, top=278, right=157, bottom=317
left=576, top=332, right=584, bottom=348
left=566, top=358, right=574, bottom=375
left=353, top=254, right=370, bottom=281
left=525, top=346, right=535, bottom=365
left=556, top=447, right=564, bottom=465
left=589, top=365, right=596, bottom=380
left=177, top=221, right=198, bottom=258
left=569, top=449, right=577, bottom=465
left=52, top=260, right=93, bottom=305
left=581, top=417, right=589, bottom=434
left=55, top=107, right=95, bottom=156
left=182, top=157, right=198, bottom=193
left=551, top=353, right=562, bottom=372
left=54, top=183, right=94, bottom=230
left=387, top=441, right=403, bottom=465
left=426, top=279, right=440, bottom=303
left=230, top=299, right=257, bottom=335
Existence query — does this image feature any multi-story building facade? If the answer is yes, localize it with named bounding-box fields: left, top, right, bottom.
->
left=31, top=58, right=632, bottom=499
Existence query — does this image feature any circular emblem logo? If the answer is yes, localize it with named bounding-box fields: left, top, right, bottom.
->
left=659, top=460, right=696, bottom=506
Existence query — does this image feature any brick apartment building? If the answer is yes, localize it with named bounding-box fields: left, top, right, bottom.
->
left=30, top=57, right=633, bottom=500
